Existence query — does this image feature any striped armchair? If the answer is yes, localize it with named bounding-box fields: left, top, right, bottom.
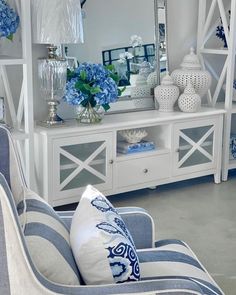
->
left=0, top=124, right=224, bottom=295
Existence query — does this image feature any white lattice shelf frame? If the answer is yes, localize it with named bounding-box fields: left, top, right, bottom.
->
left=0, top=0, right=35, bottom=188
left=197, top=0, right=236, bottom=181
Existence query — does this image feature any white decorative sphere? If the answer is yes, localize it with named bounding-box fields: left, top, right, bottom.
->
left=171, top=48, right=211, bottom=97
left=154, top=72, right=179, bottom=112
left=178, top=82, right=201, bottom=113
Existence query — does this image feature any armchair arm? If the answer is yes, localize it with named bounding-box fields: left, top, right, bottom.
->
left=58, top=207, right=155, bottom=249
left=57, top=211, right=74, bottom=230
left=117, top=207, right=155, bottom=249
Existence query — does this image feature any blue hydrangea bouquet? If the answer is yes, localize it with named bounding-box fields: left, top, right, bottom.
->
left=0, top=0, right=20, bottom=41
left=64, top=63, right=123, bottom=123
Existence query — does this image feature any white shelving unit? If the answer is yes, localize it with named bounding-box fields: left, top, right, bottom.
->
left=0, top=0, right=34, bottom=188
left=197, top=0, right=236, bottom=181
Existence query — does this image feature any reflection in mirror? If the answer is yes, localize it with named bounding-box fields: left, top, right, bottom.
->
left=64, top=0, right=168, bottom=114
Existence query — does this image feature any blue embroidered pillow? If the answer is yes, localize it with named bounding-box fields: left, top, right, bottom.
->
left=70, top=185, right=140, bottom=285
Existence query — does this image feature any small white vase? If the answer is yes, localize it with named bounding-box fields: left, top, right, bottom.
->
left=178, top=82, right=201, bottom=113
left=154, top=72, right=179, bottom=112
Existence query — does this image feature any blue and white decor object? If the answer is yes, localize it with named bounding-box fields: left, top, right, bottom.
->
left=117, top=141, right=155, bottom=154
left=70, top=185, right=140, bottom=285
left=215, top=10, right=230, bottom=48
left=17, top=189, right=81, bottom=285
left=0, top=0, right=19, bottom=40
left=229, top=134, right=236, bottom=160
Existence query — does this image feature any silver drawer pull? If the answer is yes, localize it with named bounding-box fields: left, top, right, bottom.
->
left=143, top=168, right=148, bottom=174
left=109, top=159, right=114, bottom=164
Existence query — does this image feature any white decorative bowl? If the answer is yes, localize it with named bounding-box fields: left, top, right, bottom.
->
left=119, top=129, right=148, bottom=144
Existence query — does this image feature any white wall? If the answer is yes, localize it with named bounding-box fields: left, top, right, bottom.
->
left=167, top=0, right=198, bottom=72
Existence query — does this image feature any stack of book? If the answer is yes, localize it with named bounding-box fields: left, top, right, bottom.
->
left=117, top=140, right=156, bottom=154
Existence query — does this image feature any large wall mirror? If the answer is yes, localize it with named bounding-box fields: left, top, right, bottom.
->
left=61, top=0, right=168, bottom=116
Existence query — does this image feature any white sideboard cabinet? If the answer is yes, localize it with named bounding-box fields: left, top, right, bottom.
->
left=34, top=107, right=225, bottom=206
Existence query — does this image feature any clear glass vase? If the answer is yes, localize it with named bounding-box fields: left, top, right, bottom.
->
left=76, top=103, right=102, bottom=124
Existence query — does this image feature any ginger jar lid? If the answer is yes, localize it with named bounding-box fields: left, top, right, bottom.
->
left=180, top=47, right=201, bottom=70
left=184, top=82, right=198, bottom=95
left=160, top=72, right=175, bottom=86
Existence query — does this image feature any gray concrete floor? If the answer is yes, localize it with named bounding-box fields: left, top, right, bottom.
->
left=109, top=173, right=236, bottom=295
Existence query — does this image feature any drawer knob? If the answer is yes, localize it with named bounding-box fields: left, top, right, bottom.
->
left=143, top=168, right=149, bottom=174
left=109, top=159, right=114, bottom=164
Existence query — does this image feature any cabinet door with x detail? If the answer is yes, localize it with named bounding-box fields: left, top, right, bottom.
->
left=52, top=132, right=113, bottom=202
left=173, top=118, right=219, bottom=176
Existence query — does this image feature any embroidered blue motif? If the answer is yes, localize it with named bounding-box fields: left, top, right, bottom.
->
left=107, top=242, right=140, bottom=282
left=91, top=193, right=140, bottom=283
left=96, top=222, right=124, bottom=236
left=114, top=217, right=135, bottom=246
left=91, top=196, right=116, bottom=213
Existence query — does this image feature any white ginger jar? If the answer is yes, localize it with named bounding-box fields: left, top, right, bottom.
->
left=171, top=47, right=211, bottom=97
left=154, top=72, right=179, bottom=112
left=178, top=82, right=201, bottom=113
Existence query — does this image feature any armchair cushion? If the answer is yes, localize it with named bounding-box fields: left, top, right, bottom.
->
left=137, top=239, right=223, bottom=295
left=70, top=185, right=140, bottom=285
left=17, top=189, right=81, bottom=285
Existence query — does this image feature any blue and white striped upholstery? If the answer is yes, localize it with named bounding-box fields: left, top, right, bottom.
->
left=0, top=125, right=25, bottom=206
left=17, top=189, right=81, bottom=285
left=138, top=239, right=223, bottom=294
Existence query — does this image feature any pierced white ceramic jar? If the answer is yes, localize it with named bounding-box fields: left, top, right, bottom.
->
left=147, top=71, right=158, bottom=89
left=178, top=82, right=201, bottom=113
left=171, top=47, right=211, bottom=97
left=154, top=72, right=179, bottom=112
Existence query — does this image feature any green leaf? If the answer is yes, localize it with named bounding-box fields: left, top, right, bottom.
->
left=84, top=84, right=92, bottom=91
left=75, top=82, right=90, bottom=94
left=105, top=64, right=115, bottom=72
left=81, top=99, right=89, bottom=107
left=7, top=34, right=13, bottom=41
left=90, top=96, right=97, bottom=108
left=80, top=70, right=87, bottom=81
left=110, top=73, right=119, bottom=83
left=67, top=69, right=76, bottom=81
left=90, top=86, right=101, bottom=95
left=102, top=103, right=110, bottom=111
left=118, top=86, right=126, bottom=96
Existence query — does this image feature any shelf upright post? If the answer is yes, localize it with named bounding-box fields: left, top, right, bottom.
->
left=20, top=0, right=35, bottom=188
left=222, top=0, right=236, bottom=181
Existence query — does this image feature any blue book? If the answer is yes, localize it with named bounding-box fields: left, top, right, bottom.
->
left=117, top=140, right=156, bottom=154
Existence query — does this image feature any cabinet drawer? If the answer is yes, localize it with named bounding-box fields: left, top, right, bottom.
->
left=117, top=154, right=171, bottom=188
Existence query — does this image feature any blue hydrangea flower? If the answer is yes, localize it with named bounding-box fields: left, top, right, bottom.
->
left=64, top=63, right=119, bottom=109
left=0, top=0, right=20, bottom=40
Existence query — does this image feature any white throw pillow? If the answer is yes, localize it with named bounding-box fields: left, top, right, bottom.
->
left=70, top=185, right=140, bottom=285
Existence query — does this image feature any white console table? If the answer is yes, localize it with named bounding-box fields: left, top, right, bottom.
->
left=34, top=107, right=225, bottom=206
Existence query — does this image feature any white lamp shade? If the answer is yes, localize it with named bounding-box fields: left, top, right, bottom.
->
left=31, top=0, right=84, bottom=44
